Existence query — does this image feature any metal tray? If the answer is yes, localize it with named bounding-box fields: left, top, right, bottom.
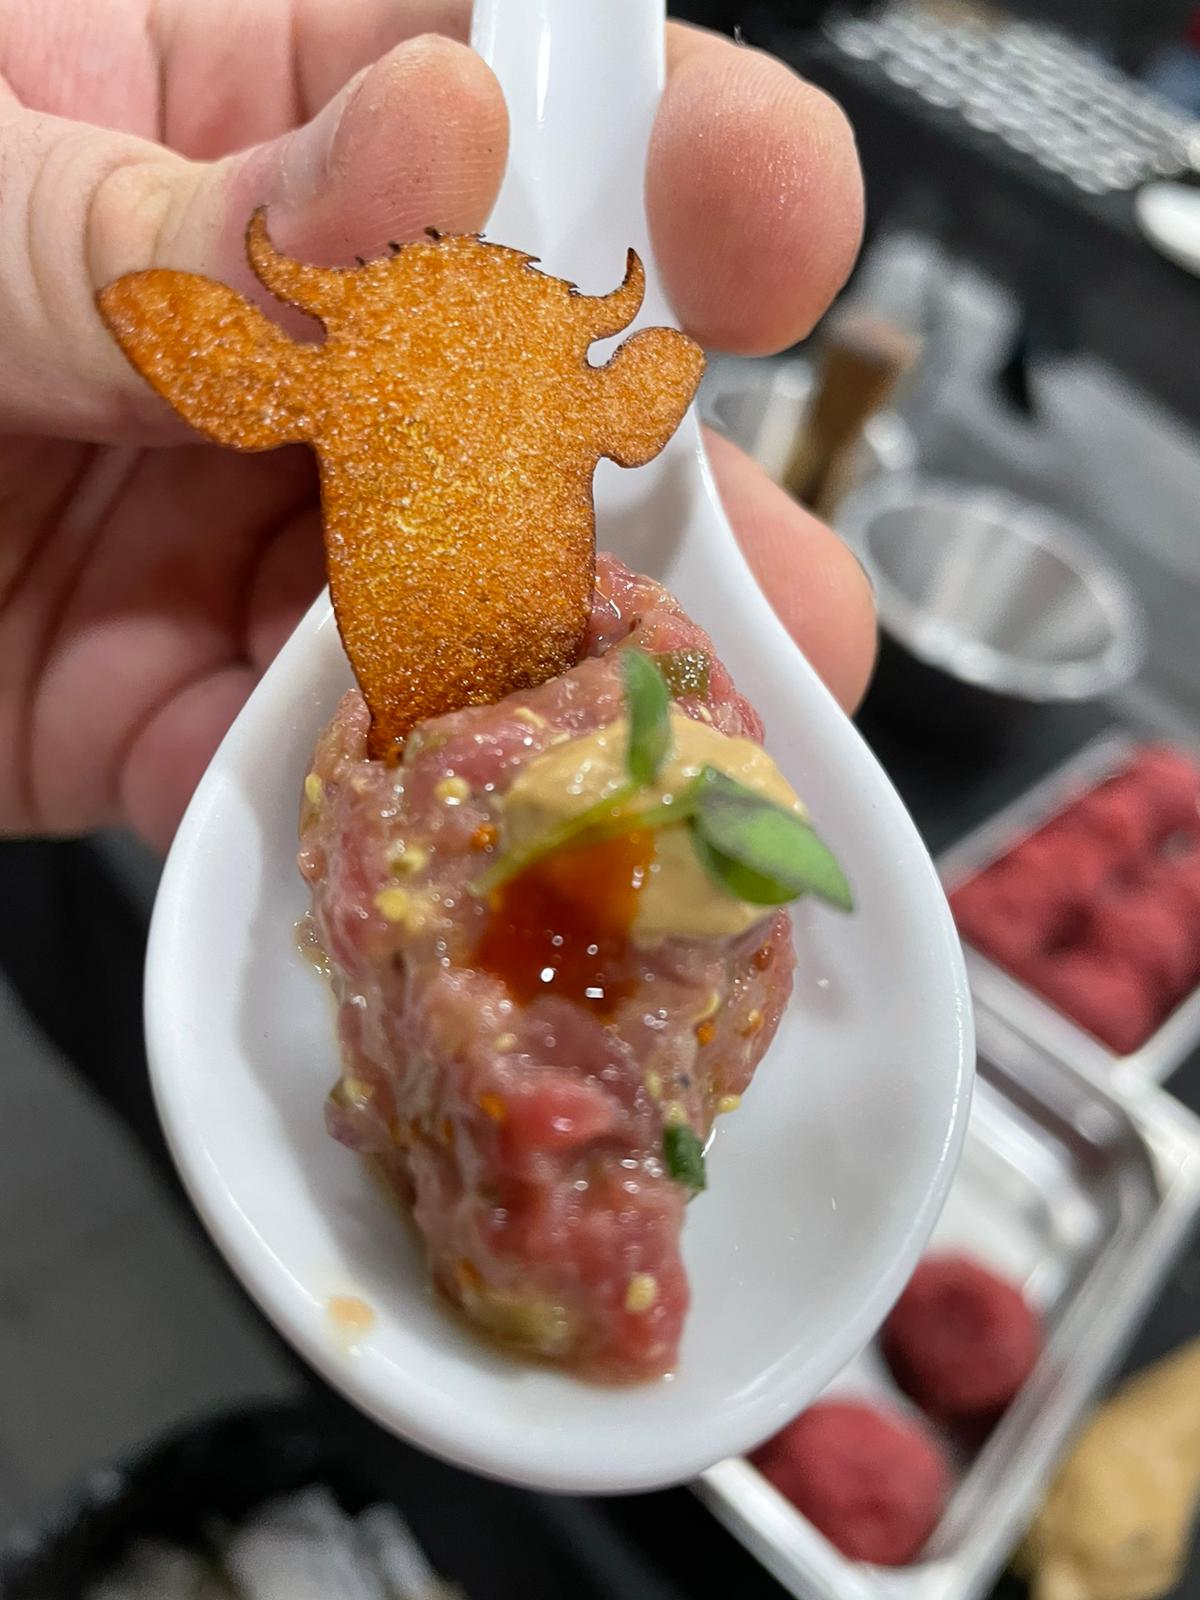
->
left=938, top=733, right=1200, bottom=1084
left=697, top=1006, right=1200, bottom=1600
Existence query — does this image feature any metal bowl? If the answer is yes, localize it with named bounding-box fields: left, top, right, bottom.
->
left=700, top=355, right=917, bottom=495
left=838, top=476, right=1145, bottom=716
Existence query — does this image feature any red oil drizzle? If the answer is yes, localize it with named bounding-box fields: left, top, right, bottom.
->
left=477, top=830, right=654, bottom=1011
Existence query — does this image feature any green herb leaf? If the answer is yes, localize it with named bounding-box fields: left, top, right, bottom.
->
left=663, top=1124, right=707, bottom=1192
left=622, top=648, right=671, bottom=786
left=651, top=647, right=711, bottom=700
left=688, top=766, right=853, bottom=911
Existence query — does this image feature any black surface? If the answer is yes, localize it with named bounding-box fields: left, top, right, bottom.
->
left=0, top=839, right=171, bottom=1180
left=0, top=1400, right=689, bottom=1600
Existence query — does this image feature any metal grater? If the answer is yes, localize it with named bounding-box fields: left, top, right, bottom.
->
left=827, top=2, right=1200, bottom=193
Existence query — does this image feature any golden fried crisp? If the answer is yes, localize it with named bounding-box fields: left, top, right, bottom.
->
left=99, top=212, right=705, bottom=758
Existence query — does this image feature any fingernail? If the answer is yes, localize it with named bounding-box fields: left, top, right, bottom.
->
left=278, top=67, right=370, bottom=211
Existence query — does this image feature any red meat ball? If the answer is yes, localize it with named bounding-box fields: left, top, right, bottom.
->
left=1151, top=849, right=1200, bottom=921
left=881, top=1254, right=1041, bottom=1424
left=1124, top=746, right=1200, bottom=841
left=1084, top=889, right=1198, bottom=1004
left=1005, top=824, right=1115, bottom=905
left=950, top=866, right=1063, bottom=977
left=1031, top=948, right=1161, bottom=1054
left=1068, top=779, right=1156, bottom=867
left=751, top=1400, right=950, bottom=1567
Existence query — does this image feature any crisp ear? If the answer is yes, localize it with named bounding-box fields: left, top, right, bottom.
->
left=591, top=326, right=705, bottom=468
left=98, top=270, right=317, bottom=449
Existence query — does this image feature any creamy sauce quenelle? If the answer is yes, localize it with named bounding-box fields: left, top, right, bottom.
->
left=501, top=710, right=805, bottom=946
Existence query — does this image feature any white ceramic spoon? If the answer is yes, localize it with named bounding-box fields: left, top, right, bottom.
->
left=144, top=0, right=974, bottom=1494
left=1135, top=180, right=1200, bottom=279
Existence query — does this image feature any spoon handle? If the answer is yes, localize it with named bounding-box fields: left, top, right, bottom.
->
left=470, top=0, right=670, bottom=321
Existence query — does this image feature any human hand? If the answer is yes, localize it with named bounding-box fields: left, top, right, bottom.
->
left=0, top=1, right=873, bottom=850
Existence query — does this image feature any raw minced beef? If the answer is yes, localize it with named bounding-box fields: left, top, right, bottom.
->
left=299, top=554, right=794, bottom=1380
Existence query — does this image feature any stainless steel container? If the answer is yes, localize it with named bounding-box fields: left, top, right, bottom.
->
left=700, top=355, right=917, bottom=493
left=940, top=731, right=1200, bottom=1084
left=838, top=476, right=1146, bottom=734
left=697, top=1007, right=1200, bottom=1600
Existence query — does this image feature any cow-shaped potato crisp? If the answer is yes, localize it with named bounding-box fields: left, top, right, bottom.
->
left=99, top=212, right=704, bottom=757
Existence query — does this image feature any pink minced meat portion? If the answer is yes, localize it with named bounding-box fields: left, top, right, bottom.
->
left=300, top=554, right=795, bottom=1380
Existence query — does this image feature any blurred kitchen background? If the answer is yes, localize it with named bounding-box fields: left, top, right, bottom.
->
left=4, top=2, right=1200, bottom=1597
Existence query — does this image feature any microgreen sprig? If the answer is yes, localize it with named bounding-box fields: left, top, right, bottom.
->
left=622, top=646, right=671, bottom=786
left=687, top=766, right=854, bottom=912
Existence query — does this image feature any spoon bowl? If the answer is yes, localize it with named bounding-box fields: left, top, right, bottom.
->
left=144, top=0, right=973, bottom=1492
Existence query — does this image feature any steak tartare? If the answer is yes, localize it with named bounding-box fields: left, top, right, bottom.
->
left=299, top=555, right=797, bottom=1380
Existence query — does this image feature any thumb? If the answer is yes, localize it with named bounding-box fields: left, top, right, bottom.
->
left=0, top=34, right=507, bottom=442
